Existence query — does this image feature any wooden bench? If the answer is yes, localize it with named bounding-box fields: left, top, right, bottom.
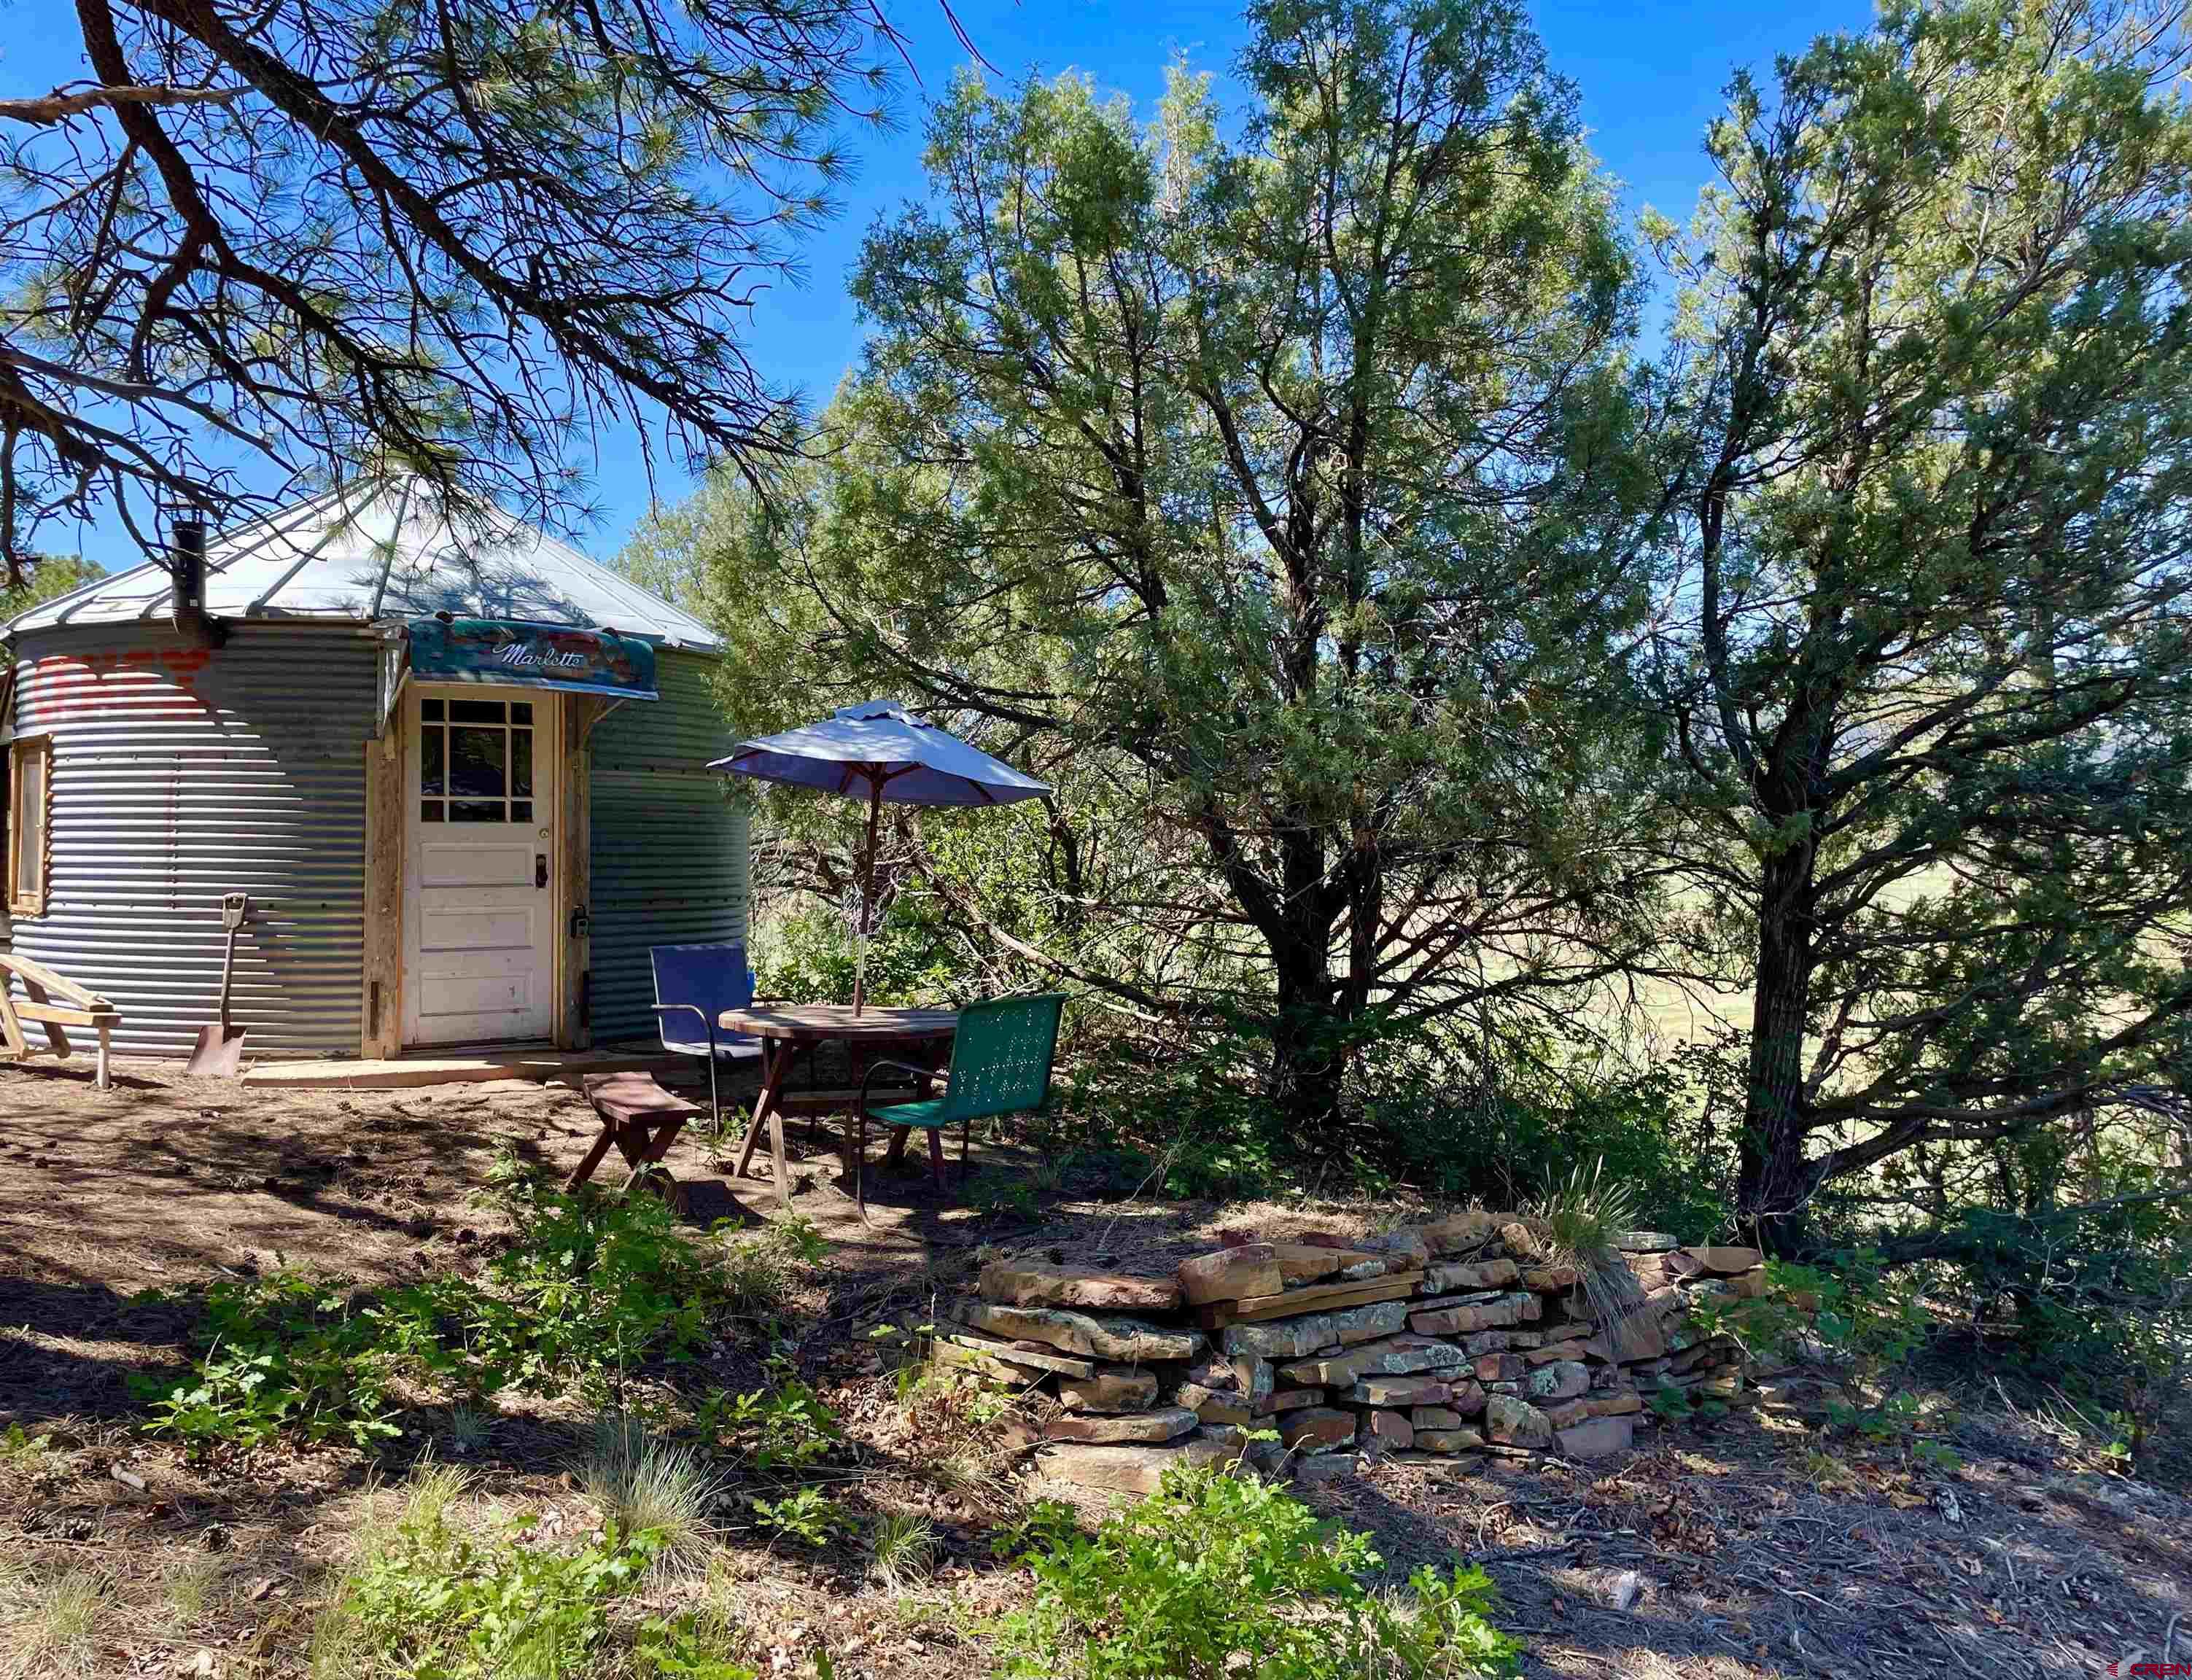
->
left=0, top=952, right=120, bottom=1089
left=570, top=1071, right=703, bottom=1203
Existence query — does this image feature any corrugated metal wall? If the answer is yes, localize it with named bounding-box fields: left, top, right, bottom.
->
left=588, top=650, right=748, bottom=1043
left=9, top=624, right=375, bottom=1056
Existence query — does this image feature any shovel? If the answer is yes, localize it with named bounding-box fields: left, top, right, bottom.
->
left=185, top=892, right=250, bottom=1076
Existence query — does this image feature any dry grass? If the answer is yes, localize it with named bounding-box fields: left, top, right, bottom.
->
left=0, top=1561, right=109, bottom=1679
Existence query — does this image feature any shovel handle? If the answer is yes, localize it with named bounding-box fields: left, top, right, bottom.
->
left=217, top=893, right=246, bottom=1033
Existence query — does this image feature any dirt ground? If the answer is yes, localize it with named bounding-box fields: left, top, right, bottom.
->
left=3, top=1057, right=2189, bottom=1680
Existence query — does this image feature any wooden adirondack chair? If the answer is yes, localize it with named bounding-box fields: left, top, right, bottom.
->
left=0, top=951, right=119, bottom=1089
left=851, top=992, right=1065, bottom=1216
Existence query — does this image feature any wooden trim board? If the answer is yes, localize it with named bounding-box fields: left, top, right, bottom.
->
left=361, top=725, right=403, bottom=1057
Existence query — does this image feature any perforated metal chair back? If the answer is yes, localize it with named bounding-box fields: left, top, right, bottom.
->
left=648, top=941, right=753, bottom=1051
left=940, top=992, right=1066, bottom=1121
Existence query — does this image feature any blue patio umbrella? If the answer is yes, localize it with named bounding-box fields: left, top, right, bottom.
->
left=708, top=701, right=1051, bottom=1011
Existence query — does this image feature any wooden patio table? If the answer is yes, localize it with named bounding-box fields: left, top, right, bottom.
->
left=718, top=1004, right=959, bottom=1208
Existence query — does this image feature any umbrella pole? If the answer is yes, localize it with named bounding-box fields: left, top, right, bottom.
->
left=854, top=779, right=882, bottom=1015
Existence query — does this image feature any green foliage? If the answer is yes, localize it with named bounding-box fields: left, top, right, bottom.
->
left=313, top=1466, right=750, bottom=1680
left=966, top=1167, right=1043, bottom=1221
left=747, top=1485, right=852, bottom=1549
left=701, top=1377, right=842, bottom=1471
left=460, top=1181, right=733, bottom=1391
left=0, top=556, right=101, bottom=659
left=1649, top=0, right=2192, bottom=1245
left=994, top=1463, right=1520, bottom=1679
left=0, top=1423, right=58, bottom=1472
left=144, top=1189, right=823, bottom=1453
left=1706, top=1251, right=1945, bottom=1450
left=1060, top=1020, right=1731, bottom=1235
left=142, top=1272, right=406, bottom=1455
left=636, top=0, right=1668, bottom=1148
left=755, top=898, right=976, bottom=1009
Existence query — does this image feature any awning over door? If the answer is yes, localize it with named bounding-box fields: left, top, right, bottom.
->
left=407, top=617, right=659, bottom=700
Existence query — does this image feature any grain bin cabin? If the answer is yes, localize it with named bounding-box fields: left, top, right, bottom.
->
left=0, top=483, right=748, bottom=1062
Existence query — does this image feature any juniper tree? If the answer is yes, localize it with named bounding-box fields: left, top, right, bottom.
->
left=1650, top=0, right=2192, bottom=1252
left=653, top=0, right=1673, bottom=1143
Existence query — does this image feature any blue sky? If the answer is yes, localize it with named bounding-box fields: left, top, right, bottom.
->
left=3, top=0, right=1872, bottom=567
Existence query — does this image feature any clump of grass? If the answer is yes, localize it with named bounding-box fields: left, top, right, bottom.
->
left=928, top=1447, right=1003, bottom=1503
left=399, top=1458, right=472, bottom=1533
left=447, top=1404, right=490, bottom=1455
left=579, top=1412, right=720, bottom=1576
left=307, top=1458, right=723, bottom=1680
left=1, top=1565, right=109, bottom=1679
left=162, top=1552, right=226, bottom=1626
left=1531, top=1159, right=1647, bottom=1337
left=868, top=1510, right=938, bottom=1590
left=719, top=1214, right=825, bottom=1321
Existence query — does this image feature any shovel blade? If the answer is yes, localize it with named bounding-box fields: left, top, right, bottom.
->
left=184, top=1024, right=248, bottom=1078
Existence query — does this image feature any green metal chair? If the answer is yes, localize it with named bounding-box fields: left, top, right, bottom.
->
left=852, top=992, right=1066, bottom=1218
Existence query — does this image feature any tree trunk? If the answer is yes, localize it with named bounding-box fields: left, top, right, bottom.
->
left=1738, top=844, right=1820, bottom=1256
left=1270, top=935, right=1343, bottom=1151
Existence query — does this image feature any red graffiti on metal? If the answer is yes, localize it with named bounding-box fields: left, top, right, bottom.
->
left=25, top=648, right=217, bottom=720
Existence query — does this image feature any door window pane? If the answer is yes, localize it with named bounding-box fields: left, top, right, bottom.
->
left=450, top=727, right=506, bottom=798
left=415, top=694, right=543, bottom=827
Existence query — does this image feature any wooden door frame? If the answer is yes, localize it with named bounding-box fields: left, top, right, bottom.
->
left=363, top=688, right=599, bottom=1057
left=393, top=682, right=562, bottom=1051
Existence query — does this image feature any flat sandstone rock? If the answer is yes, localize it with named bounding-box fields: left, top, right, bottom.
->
left=979, top=1259, right=1182, bottom=1313
left=962, top=1301, right=1202, bottom=1363
left=1058, top=1366, right=1161, bottom=1412
left=1036, top=1439, right=1232, bottom=1496
left=1178, top=1244, right=1285, bottom=1305
left=1046, top=1405, right=1198, bottom=1444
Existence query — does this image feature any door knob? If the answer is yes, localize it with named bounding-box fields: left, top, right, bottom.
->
left=535, top=852, right=548, bottom=889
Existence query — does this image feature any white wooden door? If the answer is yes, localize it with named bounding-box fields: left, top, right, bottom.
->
left=402, top=687, right=558, bottom=1046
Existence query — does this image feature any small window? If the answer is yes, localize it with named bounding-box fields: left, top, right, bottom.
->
left=9, top=735, right=52, bottom=917
left=416, top=692, right=537, bottom=825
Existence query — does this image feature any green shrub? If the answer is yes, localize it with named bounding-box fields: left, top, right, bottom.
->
left=1059, top=1017, right=1730, bottom=1231
left=994, top=1463, right=1520, bottom=1679
left=462, top=1183, right=734, bottom=1391
left=142, top=1272, right=406, bottom=1455
left=701, top=1375, right=842, bottom=1470
left=144, top=1190, right=827, bottom=1454
left=753, top=898, right=970, bottom=1008
left=747, top=1485, right=852, bottom=1548
left=313, top=1466, right=753, bottom=1680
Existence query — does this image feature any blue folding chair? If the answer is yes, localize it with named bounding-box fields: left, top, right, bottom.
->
left=650, top=942, right=764, bottom=1123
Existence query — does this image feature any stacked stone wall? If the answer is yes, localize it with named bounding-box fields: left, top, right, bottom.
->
left=931, top=1213, right=1765, bottom=1493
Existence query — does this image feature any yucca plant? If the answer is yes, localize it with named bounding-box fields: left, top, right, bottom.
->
left=1531, top=1160, right=1647, bottom=1340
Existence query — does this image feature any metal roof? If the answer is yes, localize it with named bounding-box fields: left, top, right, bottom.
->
left=4, top=479, right=720, bottom=651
